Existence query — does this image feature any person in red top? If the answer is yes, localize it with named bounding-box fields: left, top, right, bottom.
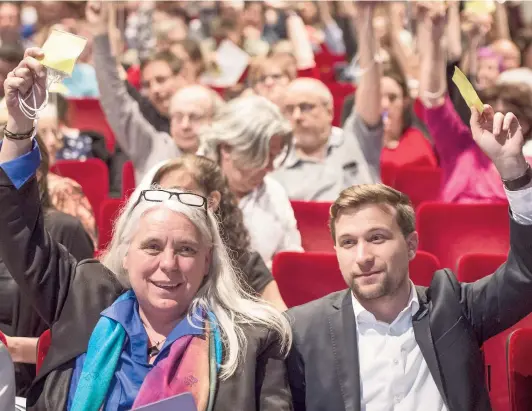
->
left=379, top=66, right=438, bottom=169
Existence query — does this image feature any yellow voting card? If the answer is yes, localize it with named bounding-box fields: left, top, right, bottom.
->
left=464, top=0, right=496, bottom=15
left=452, top=66, right=484, bottom=113
left=40, top=29, right=87, bottom=77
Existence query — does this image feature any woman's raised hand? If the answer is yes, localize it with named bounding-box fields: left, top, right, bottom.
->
left=85, top=0, right=110, bottom=36
left=3, top=47, right=46, bottom=132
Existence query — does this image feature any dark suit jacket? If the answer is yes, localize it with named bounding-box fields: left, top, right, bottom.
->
left=286, top=215, right=532, bottom=411
left=0, top=169, right=292, bottom=411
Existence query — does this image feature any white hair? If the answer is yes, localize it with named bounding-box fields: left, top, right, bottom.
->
left=199, top=95, right=292, bottom=169
left=100, top=187, right=291, bottom=379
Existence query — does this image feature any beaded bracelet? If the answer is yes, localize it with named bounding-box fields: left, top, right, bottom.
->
left=3, top=126, right=35, bottom=141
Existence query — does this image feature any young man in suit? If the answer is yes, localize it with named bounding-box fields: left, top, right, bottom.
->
left=286, top=105, right=532, bottom=411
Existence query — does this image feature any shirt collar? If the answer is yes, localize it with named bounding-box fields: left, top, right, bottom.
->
left=351, top=281, right=419, bottom=324
left=101, top=290, right=204, bottom=362
left=282, top=127, right=344, bottom=169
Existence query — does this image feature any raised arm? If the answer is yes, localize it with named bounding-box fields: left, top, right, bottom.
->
left=418, top=4, right=476, bottom=169
left=463, top=107, right=532, bottom=342
left=0, top=49, right=78, bottom=327
left=86, top=1, right=166, bottom=169
left=286, top=9, right=316, bottom=71
left=353, top=2, right=381, bottom=128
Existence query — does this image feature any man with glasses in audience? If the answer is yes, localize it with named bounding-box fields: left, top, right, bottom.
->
left=271, top=3, right=382, bottom=202
left=286, top=105, right=532, bottom=411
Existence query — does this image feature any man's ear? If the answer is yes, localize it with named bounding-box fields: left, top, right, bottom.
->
left=208, top=190, right=221, bottom=212
left=406, top=231, right=419, bottom=261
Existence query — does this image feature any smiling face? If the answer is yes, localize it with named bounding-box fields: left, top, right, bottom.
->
left=334, top=203, right=417, bottom=302
left=123, top=207, right=211, bottom=320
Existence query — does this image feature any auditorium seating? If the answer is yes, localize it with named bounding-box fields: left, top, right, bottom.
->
left=98, top=198, right=125, bottom=252
left=417, top=202, right=509, bottom=270
left=36, top=329, right=51, bottom=375
left=67, top=98, right=116, bottom=153
left=507, top=328, right=532, bottom=411
left=457, top=253, right=506, bottom=283
left=272, top=251, right=441, bottom=308
left=393, top=166, right=442, bottom=208
left=122, top=160, right=136, bottom=199
left=290, top=200, right=334, bottom=252
left=50, top=158, right=110, bottom=224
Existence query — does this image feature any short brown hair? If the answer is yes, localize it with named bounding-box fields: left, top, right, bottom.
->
left=249, top=54, right=296, bottom=86
left=141, top=50, right=183, bottom=76
left=329, top=184, right=415, bottom=242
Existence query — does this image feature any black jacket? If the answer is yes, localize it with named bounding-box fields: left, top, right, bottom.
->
left=0, top=169, right=292, bottom=411
left=286, top=215, right=532, bottom=411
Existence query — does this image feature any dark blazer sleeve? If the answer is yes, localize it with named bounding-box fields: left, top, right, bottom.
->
left=257, top=329, right=293, bottom=411
left=284, top=312, right=306, bottom=411
left=240, top=251, right=274, bottom=295
left=45, top=210, right=95, bottom=261
left=0, top=171, right=77, bottom=328
left=461, top=216, right=532, bottom=342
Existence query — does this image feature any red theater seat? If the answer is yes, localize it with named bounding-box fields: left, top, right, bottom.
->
left=508, top=328, right=532, bottom=411
left=290, top=200, right=334, bottom=252
left=36, top=329, right=51, bottom=375
left=393, top=166, right=442, bottom=208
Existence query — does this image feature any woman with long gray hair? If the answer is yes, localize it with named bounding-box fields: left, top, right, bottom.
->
left=0, top=48, right=292, bottom=411
left=199, top=95, right=303, bottom=267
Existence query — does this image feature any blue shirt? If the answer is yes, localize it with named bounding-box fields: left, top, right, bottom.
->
left=62, top=64, right=100, bottom=98
left=67, top=291, right=204, bottom=411
left=0, top=139, right=40, bottom=189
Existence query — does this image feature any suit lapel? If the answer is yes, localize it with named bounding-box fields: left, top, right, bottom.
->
left=413, top=287, right=449, bottom=409
left=328, top=290, right=361, bottom=411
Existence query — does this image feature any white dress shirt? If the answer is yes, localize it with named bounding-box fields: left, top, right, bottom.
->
left=352, top=185, right=532, bottom=411
left=239, top=176, right=303, bottom=268
left=352, top=284, right=447, bottom=411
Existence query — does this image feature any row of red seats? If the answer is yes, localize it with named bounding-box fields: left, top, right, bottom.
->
left=291, top=199, right=509, bottom=271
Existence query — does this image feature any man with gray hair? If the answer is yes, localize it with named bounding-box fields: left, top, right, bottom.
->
left=90, top=6, right=224, bottom=182
left=270, top=2, right=383, bottom=202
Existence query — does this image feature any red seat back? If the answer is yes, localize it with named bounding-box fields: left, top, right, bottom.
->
left=272, top=252, right=345, bottom=308
left=50, top=159, right=109, bottom=223
left=455, top=253, right=524, bottom=411
left=393, top=166, right=442, bottom=208
left=67, top=98, right=116, bottom=153
left=457, top=253, right=507, bottom=283
left=381, top=163, right=396, bottom=187
left=508, top=328, right=532, bottom=411
left=122, top=160, right=136, bottom=200
left=98, top=198, right=125, bottom=251
left=417, top=202, right=509, bottom=270
left=272, top=251, right=441, bottom=308
left=0, top=330, right=6, bottom=346
left=290, top=200, right=334, bottom=252
left=36, top=329, right=51, bottom=375
left=410, top=251, right=440, bottom=287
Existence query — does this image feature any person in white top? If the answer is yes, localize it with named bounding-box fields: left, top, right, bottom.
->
left=286, top=105, right=532, bottom=411
left=0, top=340, right=15, bottom=411
left=199, top=95, right=303, bottom=267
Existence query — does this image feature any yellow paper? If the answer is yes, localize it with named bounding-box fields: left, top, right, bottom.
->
left=464, top=0, right=496, bottom=15
left=40, top=29, right=87, bottom=76
left=452, top=66, right=484, bottom=113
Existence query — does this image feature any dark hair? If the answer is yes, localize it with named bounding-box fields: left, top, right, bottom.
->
left=140, top=50, right=183, bottom=76
left=382, top=56, right=414, bottom=134
left=152, top=155, right=251, bottom=264
left=0, top=43, right=23, bottom=64
left=34, top=134, right=53, bottom=209
left=173, top=37, right=206, bottom=75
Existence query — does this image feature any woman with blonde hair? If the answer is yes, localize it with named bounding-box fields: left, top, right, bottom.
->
left=0, top=47, right=292, bottom=411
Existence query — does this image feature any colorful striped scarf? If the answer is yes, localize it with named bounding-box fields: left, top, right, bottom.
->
left=71, top=300, right=221, bottom=411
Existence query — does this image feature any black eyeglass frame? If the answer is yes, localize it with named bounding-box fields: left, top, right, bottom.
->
left=133, top=189, right=208, bottom=212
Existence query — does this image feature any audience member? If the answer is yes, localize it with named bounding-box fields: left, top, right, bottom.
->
left=0, top=47, right=293, bottom=410
left=200, top=95, right=303, bottom=267
left=286, top=104, right=532, bottom=410
left=270, top=3, right=382, bottom=201
left=420, top=7, right=532, bottom=204
left=131, top=154, right=288, bottom=311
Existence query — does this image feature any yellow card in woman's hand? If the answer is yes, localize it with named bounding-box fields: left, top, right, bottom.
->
left=452, top=66, right=484, bottom=114
left=40, top=29, right=87, bottom=77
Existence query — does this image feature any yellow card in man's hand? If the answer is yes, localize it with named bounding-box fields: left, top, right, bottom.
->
left=40, top=29, right=87, bottom=77
left=452, top=66, right=484, bottom=114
